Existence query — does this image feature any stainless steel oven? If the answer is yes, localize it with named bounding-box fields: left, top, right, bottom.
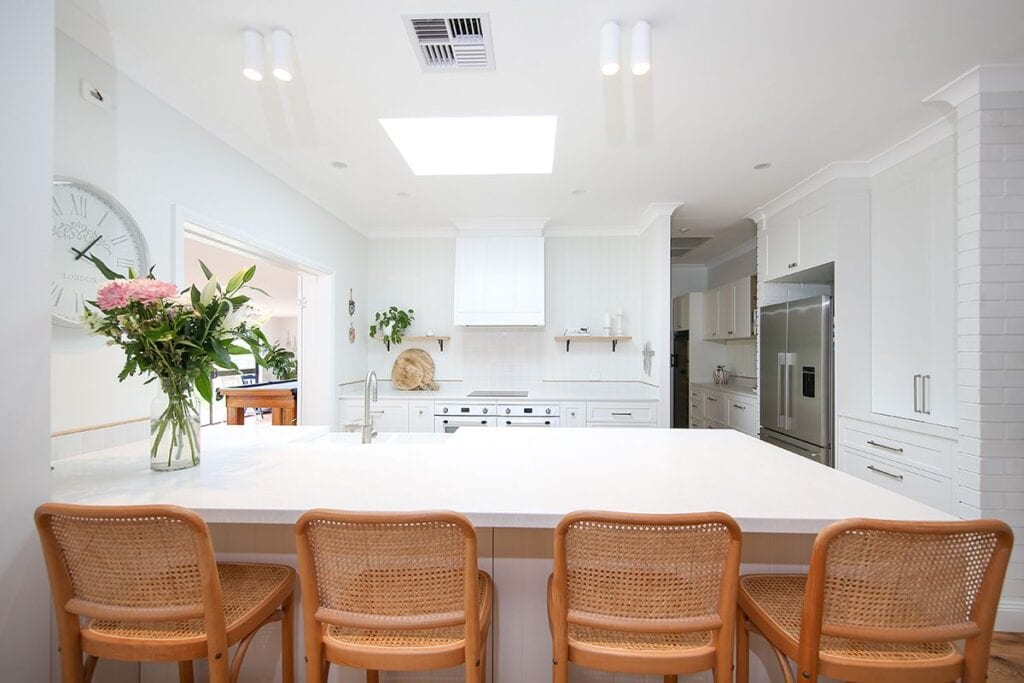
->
left=497, top=404, right=560, bottom=428
left=434, top=403, right=497, bottom=433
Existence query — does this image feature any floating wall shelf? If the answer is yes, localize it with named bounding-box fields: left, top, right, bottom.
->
left=404, top=336, right=450, bottom=352
left=555, top=335, right=632, bottom=352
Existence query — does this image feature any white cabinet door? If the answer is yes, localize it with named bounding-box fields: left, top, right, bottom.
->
left=703, top=288, right=720, bottom=340
left=726, top=396, right=758, bottom=436
left=560, top=403, right=585, bottom=428
left=870, top=139, right=956, bottom=426
left=718, top=284, right=736, bottom=338
left=367, top=400, right=409, bottom=433
left=672, top=295, right=689, bottom=332
left=765, top=212, right=800, bottom=281
left=732, top=276, right=753, bottom=339
left=408, top=402, right=434, bottom=433
left=453, top=236, right=544, bottom=325
left=798, top=201, right=837, bottom=273
left=703, top=391, right=727, bottom=423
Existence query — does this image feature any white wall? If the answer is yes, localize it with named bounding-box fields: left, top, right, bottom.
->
left=51, top=32, right=368, bottom=432
left=1, top=1, right=54, bottom=678
left=707, top=244, right=756, bottom=289
left=365, top=235, right=646, bottom=387
left=640, top=215, right=673, bottom=426
left=671, top=264, right=707, bottom=296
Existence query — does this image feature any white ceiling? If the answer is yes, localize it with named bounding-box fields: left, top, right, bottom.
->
left=59, top=0, right=1024, bottom=263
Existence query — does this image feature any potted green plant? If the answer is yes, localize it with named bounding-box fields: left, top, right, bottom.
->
left=262, top=341, right=298, bottom=380
left=369, top=306, right=415, bottom=351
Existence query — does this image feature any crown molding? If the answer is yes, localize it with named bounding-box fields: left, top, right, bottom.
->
left=745, top=114, right=955, bottom=220
left=923, top=63, right=1024, bottom=108
left=365, top=225, right=456, bottom=239
left=544, top=224, right=644, bottom=237
left=639, top=201, right=684, bottom=228
left=451, top=217, right=548, bottom=236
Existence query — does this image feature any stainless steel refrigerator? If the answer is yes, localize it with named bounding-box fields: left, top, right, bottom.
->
left=759, top=296, right=833, bottom=466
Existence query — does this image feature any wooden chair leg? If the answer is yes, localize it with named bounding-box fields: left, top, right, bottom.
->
left=736, top=610, right=749, bottom=683
left=664, top=676, right=678, bottom=683
left=84, top=656, right=98, bottom=683
left=366, top=670, right=379, bottom=683
left=320, top=660, right=330, bottom=683
left=281, top=594, right=295, bottom=683
left=178, top=661, right=195, bottom=683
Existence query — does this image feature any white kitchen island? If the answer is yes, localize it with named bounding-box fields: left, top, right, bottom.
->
left=51, top=426, right=953, bottom=683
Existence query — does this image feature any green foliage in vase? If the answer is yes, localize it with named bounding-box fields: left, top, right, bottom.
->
left=369, top=306, right=415, bottom=347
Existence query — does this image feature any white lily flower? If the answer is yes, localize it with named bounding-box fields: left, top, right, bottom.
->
left=200, top=277, right=218, bottom=306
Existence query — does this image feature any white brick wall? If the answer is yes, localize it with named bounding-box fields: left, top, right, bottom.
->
left=954, top=88, right=1024, bottom=603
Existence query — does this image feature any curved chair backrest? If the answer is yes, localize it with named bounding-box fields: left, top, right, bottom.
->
left=35, top=503, right=228, bottom=670
left=295, top=509, right=480, bottom=647
left=552, top=511, right=742, bottom=648
left=798, top=518, right=1014, bottom=677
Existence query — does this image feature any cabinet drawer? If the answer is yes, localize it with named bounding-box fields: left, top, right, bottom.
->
left=690, top=398, right=704, bottom=419
left=689, top=417, right=705, bottom=429
left=839, top=417, right=954, bottom=477
left=560, top=403, right=585, bottom=428
left=587, top=422, right=654, bottom=429
left=342, top=400, right=408, bottom=433
left=587, top=402, right=657, bottom=424
left=689, top=387, right=704, bottom=401
left=842, top=446, right=952, bottom=513
left=703, top=393, right=727, bottom=423
left=705, top=419, right=729, bottom=430
left=726, top=397, right=757, bottom=436
left=409, top=402, right=434, bottom=433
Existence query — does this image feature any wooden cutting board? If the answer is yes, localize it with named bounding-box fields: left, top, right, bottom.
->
left=392, top=348, right=438, bottom=391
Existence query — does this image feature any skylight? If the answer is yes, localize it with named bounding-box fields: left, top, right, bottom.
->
left=378, top=115, right=557, bottom=176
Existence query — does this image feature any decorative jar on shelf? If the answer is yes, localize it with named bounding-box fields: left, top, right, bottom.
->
left=150, top=379, right=201, bottom=471
left=713, top=365, right=729, bottom=385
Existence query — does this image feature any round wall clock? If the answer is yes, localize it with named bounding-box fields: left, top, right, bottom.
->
left=51, top=177, right=150, bottom=326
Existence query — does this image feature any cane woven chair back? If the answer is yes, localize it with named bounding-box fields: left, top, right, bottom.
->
left=296, top=510, right=479, bottom=633
left=799, top=518, right=1014, bottom=666
left=35, top=503, right=222, bottom=625
left=553, top=511, right=742, bottom=639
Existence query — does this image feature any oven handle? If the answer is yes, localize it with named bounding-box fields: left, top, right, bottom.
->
left=504, top=420, right=556, bottom=427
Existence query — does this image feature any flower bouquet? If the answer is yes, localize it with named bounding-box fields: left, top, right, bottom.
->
left=83, top=257, right=270, bottom=470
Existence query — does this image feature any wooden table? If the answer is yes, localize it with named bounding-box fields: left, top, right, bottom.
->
left=218, top=380, right=297, bottom=426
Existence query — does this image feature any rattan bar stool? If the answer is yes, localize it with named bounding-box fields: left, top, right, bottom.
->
left=35, top=503, right=295, bottom=683
left=737, top=518, right=1014, bottom=683
left=295, top=509, right=494, bottom=683
left=549, top=510, right=743, bottom=683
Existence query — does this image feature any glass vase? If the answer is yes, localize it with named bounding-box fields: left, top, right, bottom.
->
left=150, top=382, right=201, bottom=471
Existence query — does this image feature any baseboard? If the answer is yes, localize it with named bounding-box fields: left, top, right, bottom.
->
left=996, top=598, right=1024, bottom=632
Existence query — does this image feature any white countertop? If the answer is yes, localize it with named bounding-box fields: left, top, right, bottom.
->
left=692, top=382, right=759, bottom=398
left=339, top=381, right=660, bottom=402
left=51, top=425, right=953, bottom=533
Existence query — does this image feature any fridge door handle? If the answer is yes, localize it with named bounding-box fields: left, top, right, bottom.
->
left=777, top=354, right=787, bottom=428
left=913, top=374, right=922, bottom=413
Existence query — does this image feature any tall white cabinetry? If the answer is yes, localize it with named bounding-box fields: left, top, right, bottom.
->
left=870, top=139, right=957, bottom=427
left=763, top=196, right=837, bottom=282
left=702, top=276, right=754, bottom=340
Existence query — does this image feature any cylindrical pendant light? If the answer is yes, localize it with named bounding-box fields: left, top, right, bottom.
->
left=271, top=29, right=294, bottom=82
left=242, top=29, right=264, bottom=81
left=631, top=20, right=651, bottom=75
left=599, top=21, right=620, bottom=76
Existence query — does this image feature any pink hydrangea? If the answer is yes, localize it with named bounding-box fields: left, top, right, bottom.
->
left=96, top=278, right=178, bottom=310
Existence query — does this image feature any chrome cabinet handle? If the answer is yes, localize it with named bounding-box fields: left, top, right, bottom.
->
left=728, top=330, right=734, bottom=335
left=867, top=464, right=904, bottom=481
left=370, top=410, right=385, bottom=415
left=732, top=404, right=746, bottom=410
left=913, top=374, right=922, bottom=413
left=866, top=440, right=903, bottom=454
left=787, top=262, right=798, bottom=269
left=922, top=375, right=931, bottom=415
left=611, top=412, right=633, bottom=416
left=706, top=397, right=718, bottom=402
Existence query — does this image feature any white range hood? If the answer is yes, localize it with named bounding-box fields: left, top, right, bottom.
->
left=452, top=219, right=546, bottom=326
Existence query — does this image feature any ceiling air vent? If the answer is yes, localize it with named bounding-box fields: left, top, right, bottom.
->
left=404, top=13, right=494, bottom=72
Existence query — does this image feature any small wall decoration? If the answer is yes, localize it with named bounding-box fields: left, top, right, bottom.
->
left=348, top=287, right=356, bottom=344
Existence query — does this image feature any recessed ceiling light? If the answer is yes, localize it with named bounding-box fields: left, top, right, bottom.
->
left=331, top=161, right=348, bottom=169
left=271, top=29, right=294, bottom=82
left=379, top=116, right=557, bottom=176
left=631, top=21, right=651, bottom=76
left=396, top=191, right=411, bottom=198
left=570, top=189, right=586, bottom=195
left=600, top=21, right=621, bottom=76
left=753, top=162, right=772, bottom=170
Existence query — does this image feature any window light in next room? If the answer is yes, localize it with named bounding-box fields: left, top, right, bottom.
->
left=378, top=115, right=557, bottom=176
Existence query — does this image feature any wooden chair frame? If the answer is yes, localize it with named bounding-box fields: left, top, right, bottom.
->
left=737, top=518, right=1014, bottom=683
left=35, top=503, right=294, bottom=683
left=550, top=510, right=743, bottom=683
left=295, top=509, right=492, bottom=683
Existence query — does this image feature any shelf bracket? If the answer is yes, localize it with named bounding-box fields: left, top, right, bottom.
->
left=437, top=338, right=445, bottom=352
left=611, top=339, right=618, bottom=352
left=383, top=339, right=391, bottom=352
left=565, top=339, right=571, bottom=352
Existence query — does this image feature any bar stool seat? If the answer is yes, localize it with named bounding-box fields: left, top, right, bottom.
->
left=739, top=575, right=958, bottom=666
left=323, top=571, right=492, bottom=666
left=83, top=563, right=294, bottom=660
left=567, top=624, right=715, bottom=662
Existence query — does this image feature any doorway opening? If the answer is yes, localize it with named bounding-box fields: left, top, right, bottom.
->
left=173, top=206, right=336, bottom=430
